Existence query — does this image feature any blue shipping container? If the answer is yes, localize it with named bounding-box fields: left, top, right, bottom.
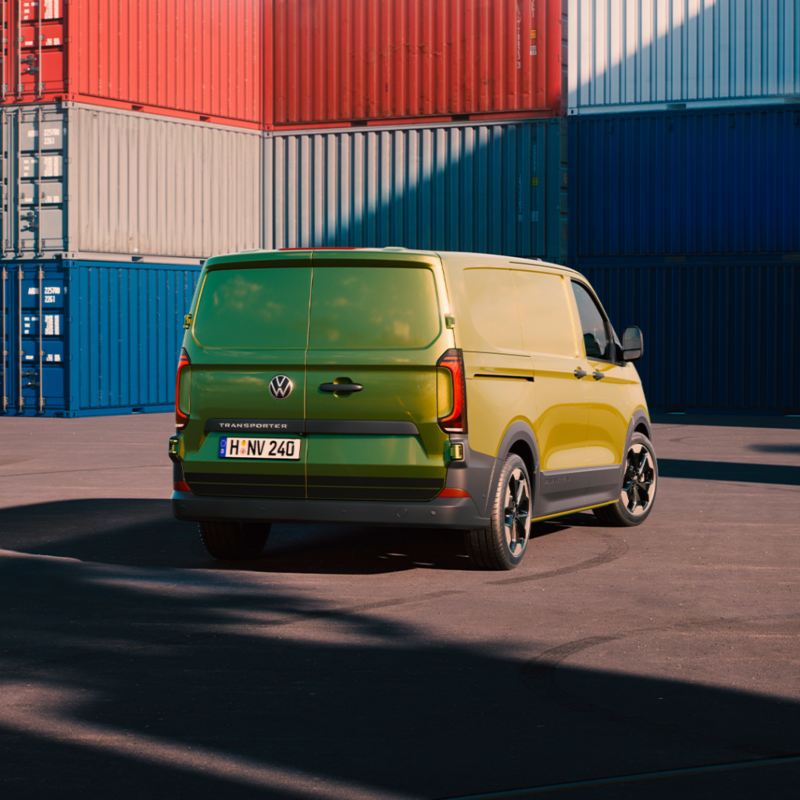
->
left=1, top=260, right=200, bottom=417
left=569, top=106, right=800, bottom=262
left=264, top=119, right=568, bottom=263
left=582, top=261, right=800, bottom=414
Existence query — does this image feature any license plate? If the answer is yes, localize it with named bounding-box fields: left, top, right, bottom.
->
left=218, top=436, right=301, bottom=460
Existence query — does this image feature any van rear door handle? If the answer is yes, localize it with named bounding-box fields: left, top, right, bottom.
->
left=320, top=381, right=363, bottom=394
left=573, top=368, right=587, bottom=379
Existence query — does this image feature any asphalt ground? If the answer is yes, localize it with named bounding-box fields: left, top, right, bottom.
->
left=0, top=414, right=798, bottom=799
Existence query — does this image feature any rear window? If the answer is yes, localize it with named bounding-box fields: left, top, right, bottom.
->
left=308, top=266, right=441, bottom=350
left=193, top=267, right=310, bottom=349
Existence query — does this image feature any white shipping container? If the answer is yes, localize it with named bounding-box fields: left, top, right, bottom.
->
left=569, top=0, right=800, bottom=114
left=0, top=104, right=262, bottom=262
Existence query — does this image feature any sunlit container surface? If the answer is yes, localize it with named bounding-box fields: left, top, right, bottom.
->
left=0, top=260, right=199, bottom=416
left=0, top=104, right=262, bottom=261
left=273, top=0, right=566, bottom=126
left=569, top=107, right=800, bottom=261
left=569, top=0, right=800, bottom=114
left=264, top=120, right=567, bottom=262
left=1, top=0, right=264, bottom=128
left=581, top=262, right=800, bottom=414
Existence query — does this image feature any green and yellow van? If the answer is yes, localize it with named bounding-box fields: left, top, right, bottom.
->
left=171, top=248, right=657, bottom=569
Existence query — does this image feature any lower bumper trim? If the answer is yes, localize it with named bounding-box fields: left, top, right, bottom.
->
left=172, top=491, right=489, bottom=530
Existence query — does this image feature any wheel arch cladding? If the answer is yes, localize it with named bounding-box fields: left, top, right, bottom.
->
left=508, top=440, right=535, bottom=484
left=631, top=412, right=652, bottom=442
left=479, top=421, right=540, bottom=515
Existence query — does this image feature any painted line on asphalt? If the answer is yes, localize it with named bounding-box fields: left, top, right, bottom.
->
left=442, top=753, right=800, bottom=798
left=0, top=464, right=168, bottom=478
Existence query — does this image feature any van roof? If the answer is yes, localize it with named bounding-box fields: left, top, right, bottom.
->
left=204, top=247, right=581, bottom=276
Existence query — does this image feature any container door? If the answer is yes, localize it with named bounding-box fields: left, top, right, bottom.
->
left=304, top=261, right=449, bottom=502
left=16, top=105, right=67, bottom=255
left=5, top=0, right=66, bottom=102
left=11, top=262, right=67, bottom=415
left=0, top=262, right=66, bottom=415
left=180, top=263, right=312, bottom=500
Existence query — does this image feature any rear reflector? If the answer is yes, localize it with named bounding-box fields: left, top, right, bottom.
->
left=438, top=487, right=471, bottom=498
left=173, top=480, right=191, bottom=493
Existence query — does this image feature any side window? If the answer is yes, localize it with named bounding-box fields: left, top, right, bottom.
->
left=571, top=281, right=613, bottom=361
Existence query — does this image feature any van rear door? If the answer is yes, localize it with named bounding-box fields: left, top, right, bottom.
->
left=304, top=257, right=451, bottom=502
left=181, top=260, right=311, bottom=499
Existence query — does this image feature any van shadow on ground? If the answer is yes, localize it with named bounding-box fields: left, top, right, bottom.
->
left=0, top=497, right=597, bottom=574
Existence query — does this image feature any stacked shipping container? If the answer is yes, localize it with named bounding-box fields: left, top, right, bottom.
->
left=1, top=0, right=265, bottom=128
left=266, top=0, right=569, bottom=265
left=568, top=0, right=800, bottom=414
left=0, top=0, right=266, bottom=415
left=264, top=119, right=567, bottom=262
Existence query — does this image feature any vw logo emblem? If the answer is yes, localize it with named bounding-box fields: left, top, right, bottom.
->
left=269, top=375, right=294, bottom=399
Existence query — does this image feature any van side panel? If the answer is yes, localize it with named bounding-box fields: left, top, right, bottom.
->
left=444, top=258, right=596, bottom=472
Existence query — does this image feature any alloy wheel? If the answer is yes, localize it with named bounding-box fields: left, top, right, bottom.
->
left=502, top=468, right=532, bottom=557
left=621, top=443, right=656, bottom=517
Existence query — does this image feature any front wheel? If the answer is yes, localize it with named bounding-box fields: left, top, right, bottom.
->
left=199, top=521, right=271, bottom=560
left=593, top=432, right=658, bottom=527
left=465, top=454, right=533, bottom=570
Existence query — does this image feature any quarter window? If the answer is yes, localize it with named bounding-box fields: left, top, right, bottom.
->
left=571, top=282, right=613, bottom=361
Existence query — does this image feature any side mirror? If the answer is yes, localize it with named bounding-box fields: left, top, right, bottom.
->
left=622, top=326, right=643, bottom=362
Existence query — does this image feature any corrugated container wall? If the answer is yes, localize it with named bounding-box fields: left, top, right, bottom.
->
left=263, top=120, right=567, bottom=262
left=1, top=260, right=199, bottom=416
left=0, top=104, right=262, bottom=261
left=1, top=0, right=264, bottom=129
left=582, top=262, right=800, bottom=414
left=569, top=106, right=800, bottom=262
left=569, top=0, right=800, bottom=114
left=272, top=0, right=566, bottom=127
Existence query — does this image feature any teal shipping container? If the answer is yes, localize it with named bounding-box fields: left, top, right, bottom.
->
left=263, top=119, right=568, bottom=263
left=1, top=260, right=200, bottom=417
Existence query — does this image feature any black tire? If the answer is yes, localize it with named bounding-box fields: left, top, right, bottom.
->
left=199, top=521, right=271, bottom=560
left=465, top=453, right=533, bottom=570
left=593, top=432, right=658, bottom=527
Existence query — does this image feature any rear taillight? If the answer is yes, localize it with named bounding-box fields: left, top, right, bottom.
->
left=437, top=348, right=467, bottom=434
left=175, top=349, right=190, bottom=428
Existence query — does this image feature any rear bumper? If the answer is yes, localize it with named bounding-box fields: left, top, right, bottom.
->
left=172, top=491, right=489, bottom=530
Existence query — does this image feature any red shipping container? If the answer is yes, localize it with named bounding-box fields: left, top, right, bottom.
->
left=1, top=0, right=266, bottom=129
left=272, top=0, right=565, bottom=127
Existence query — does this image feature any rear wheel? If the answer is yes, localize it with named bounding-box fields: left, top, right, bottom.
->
left=593, top=432, right=658, bottom=526
left=466, top=454, right=532, bottom=570
left=199, top=521, right=271, bottom=560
